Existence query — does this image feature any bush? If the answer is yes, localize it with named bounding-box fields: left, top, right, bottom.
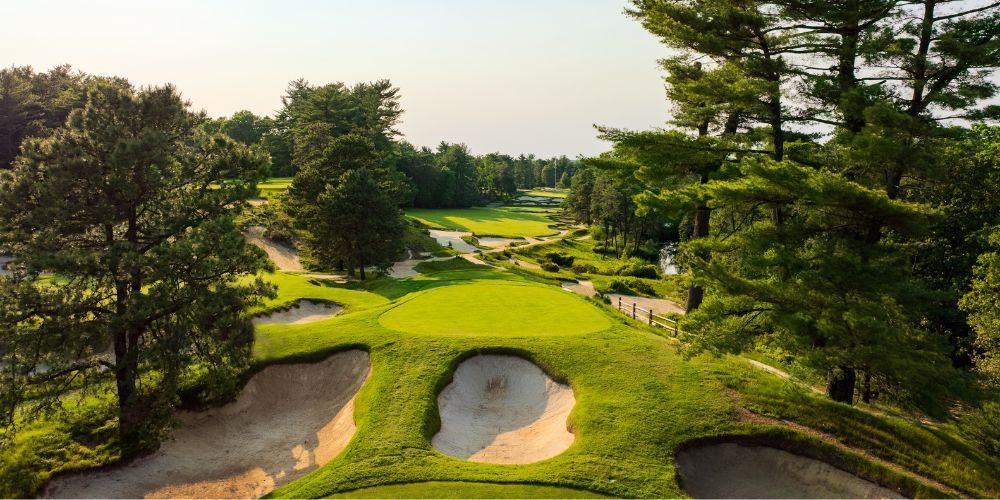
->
left=540, top=262, right=560, bottom=273
left=616, top=259, right=660, bottom=279
left=603, top=278, right=656, bottom=296
left=961, top=402, right=1000, bottom=463
left=544, top=252, right=574, bottom=267
left=572, top=263, right=599, bottom=274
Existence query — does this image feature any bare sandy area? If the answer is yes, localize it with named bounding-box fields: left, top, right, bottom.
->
left=561, top=280, right=596, bottom=297
left=247, top=198, right=269, bottom=207
left=477, top=236, right=525, bottom=249
left=676, top=442, right=903, bottom=499
left=245, top=226, right=302, bottom=271
left=432, top=355, right=575, bottom=464
left=253, top=300, right=343, bottom=326
left=428, top=230, right=479, bottom=254
left=43, top=351, right=370, bottom=499
left=610, top=294, right=685, bottom=316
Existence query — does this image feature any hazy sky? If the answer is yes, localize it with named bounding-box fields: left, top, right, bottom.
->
left=2, top=1, right=672, bottom=157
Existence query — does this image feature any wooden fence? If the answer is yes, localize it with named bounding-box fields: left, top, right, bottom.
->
left=616, top=297, right=683, bottom=336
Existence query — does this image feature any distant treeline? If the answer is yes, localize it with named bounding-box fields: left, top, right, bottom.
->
left=0, top=66, right=580, bottom=210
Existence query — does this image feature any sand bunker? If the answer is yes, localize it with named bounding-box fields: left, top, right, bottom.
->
left=253, top=300, right=342, bottom=326
left=44, top=350, right=370, bottom=499
left=245, top=225, right=302, bottom=271
left=432, top=355, right=575, bottom=464
left=428, top=230, right=479, bottom=254
left=477, top=236, right=526, bottom=249
left=561, top=280, right=596, bottom=297
left=676, top=442, right=903, bottom=499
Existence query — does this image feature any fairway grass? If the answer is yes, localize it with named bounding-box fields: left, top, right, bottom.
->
left=406, top=207, right=558, bottom=238
left=329, top=481, right=606, bottom=498
left=377, top=282, right=610, bottom=336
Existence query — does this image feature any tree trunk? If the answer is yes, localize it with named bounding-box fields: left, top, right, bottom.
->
left=826, top=366, right=856, bottom=404
left=861, top=370, right=874, bottom=404
left=114, top=326, right=146, bottom=457
left=686, top=202, right=711, bottom=313
left=358, top=252, right=366, bottom=280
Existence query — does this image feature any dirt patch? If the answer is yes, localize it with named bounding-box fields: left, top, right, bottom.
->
left=676, top=442, right=904, bottom=499
left=477, top=236, right=526, bottom=249
left=247, top=198, right=269, bottom=207
left=253, top=300, right=342, bottom=326
left=432, top=355, right=575, bottom=464
left=244, top=225, right=302, bottom=271
left=43, top=351, right=370, bottom=499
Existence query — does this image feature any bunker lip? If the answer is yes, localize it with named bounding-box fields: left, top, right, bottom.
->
left=42, top=350, right=371, bottom=499
left=675, top=436, right=907, bottom=499
left=253, top=299, right=342, bottom=325
left=244, top=225, right=302, bottom=271
left=432, top=354, right=576, bottom=464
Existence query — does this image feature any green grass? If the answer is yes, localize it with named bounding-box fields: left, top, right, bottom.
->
left=329, top=481, right=606, bottom=498
left=406, top=207, right=559, bottom=238
left=256, top=177, right=293, bottom=200
left=521, top=189, right=568, bottom=199
left=377, top=282, right=611, bottom=336
left=9, top=263, right=999, bottom=498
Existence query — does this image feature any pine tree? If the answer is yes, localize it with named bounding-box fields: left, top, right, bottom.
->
left=0, top=81, right=272, bottom=454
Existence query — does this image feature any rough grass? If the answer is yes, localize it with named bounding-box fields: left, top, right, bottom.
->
left=328, top=481, right=606, bottom=498
left=521, top=189, right=568, bottom=199
left=406, top=207, right=559, bottom=238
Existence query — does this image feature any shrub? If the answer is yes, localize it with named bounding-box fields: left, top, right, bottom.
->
left=572, top=263, right=599, bottom=274
left=540, top=262, right=560, bottom=273
left=544, top=252, right=574, bottom=267
left=616, top=258, right=660, bottom=279
left=603, top=278, right=656, bottom=296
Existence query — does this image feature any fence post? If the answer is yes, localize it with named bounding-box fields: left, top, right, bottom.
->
left=649, top=309, right=653, bottom=325
left=673, top=324, right=678, bottom=336
left=618, top=296, right=621, bottom=311
left=632, top=302, right=636, bottom=319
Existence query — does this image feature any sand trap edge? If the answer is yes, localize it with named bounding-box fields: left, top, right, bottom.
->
left=430, top=351, right=577, bottom=464
left=674, top=434, right=912, bottom=499
left=253, top=299, right=343, bottom=326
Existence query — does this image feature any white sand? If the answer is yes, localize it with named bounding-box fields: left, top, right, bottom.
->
left=432, top=355, right=575, bottom=464
left=253, top=300, right=343, bottom=326
left=43, top=350, right=370, bottom=499
left=244, top=226, right=302, bottom=271
left=477, top=236, right=525, bottom=249
left=428, top=230, right=479, bottom=254
left=676, top=443, right=904, bottom=499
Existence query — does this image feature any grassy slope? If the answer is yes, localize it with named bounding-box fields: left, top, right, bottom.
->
left=521, top=189, right=568, bottom=199
left=254, top=265, right=997, bottom=499
left=256, top=178, right=293, bottom=200
left=406, top=207, right=558, bottom=238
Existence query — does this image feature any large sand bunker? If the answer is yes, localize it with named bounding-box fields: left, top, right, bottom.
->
left=44, top=350, right=371, bottom=499
left=432, top=355, right=575, bottom=464
left=253, top=300, right=342, bottom=325
left=676, top=442, right=904, bottom=499
left=245, top=225, right=302, bottom=271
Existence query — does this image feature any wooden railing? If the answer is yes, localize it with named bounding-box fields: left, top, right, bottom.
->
left=616, top=296, right=683, bottom=336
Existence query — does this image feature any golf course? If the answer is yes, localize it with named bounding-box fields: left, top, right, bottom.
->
left=4, top=1, right=1000, bottom=498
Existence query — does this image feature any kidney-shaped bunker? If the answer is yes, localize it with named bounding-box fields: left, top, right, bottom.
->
left=432, top=354, right=575, bottom=464
left=676, top=442, right=904, bottom=499
left=44, top=350, right=370, bottom=499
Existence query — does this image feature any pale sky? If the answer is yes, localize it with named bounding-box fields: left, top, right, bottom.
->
left=1, top=0, right=672, bottom=157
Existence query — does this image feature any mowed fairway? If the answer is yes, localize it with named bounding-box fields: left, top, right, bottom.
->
left=378, top=282, right=610, bottom=336
left=406, top=207, right=557, bottom=238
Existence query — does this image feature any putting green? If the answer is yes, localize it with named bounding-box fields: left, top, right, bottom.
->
left=329, top=481, right=606, bottom=498
left=378, top=282, right=611, bottom=336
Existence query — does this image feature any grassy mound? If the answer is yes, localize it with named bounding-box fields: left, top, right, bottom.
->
left=406, top=207, right=558, bottom=238
left=377, top=282, right=610, bottom=336
left=329, top=481, right=605, bottom=498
